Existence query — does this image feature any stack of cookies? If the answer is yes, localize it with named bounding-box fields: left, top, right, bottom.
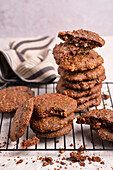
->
left=10, top=93, right=77, bottom=141
left=30, top=93, right=77, bottom=138
left=53, top=29, right=106, bottom=112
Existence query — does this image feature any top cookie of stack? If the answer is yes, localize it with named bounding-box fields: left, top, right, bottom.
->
left=53, top=29, right=106, bottom=112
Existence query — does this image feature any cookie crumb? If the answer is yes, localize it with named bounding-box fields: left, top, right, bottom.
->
left=16, top=159, right=23, bottom=164
left=70, top=143, right=74, bottom=147
left=92, top=156, right=101, bottom=162
left=2, top=164, right=5, bottom=166
left=56, top=140, right=59, bottom=143
left=60, top=161, right=66, bottom=165
left=103, top=92, right=109, bottom=100
left=100, top=161, right=105, bottom=165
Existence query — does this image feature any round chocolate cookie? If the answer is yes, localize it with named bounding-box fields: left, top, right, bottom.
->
left=30, top=112, right=75, bottom=133
left=0, top=86, right=34, bottom=113
left=10, top=98, right=34, bottom=141
left=58, top=29, right=105, bottom=47
left=75, top=95, right=101, bottom=112
left=32, top=123, right=73, bottom=138
left=59, top=74, right=106, bottom=90
left=33, top=93, right=77, bottom=118
left=58, top=65, right=105, bottom=82
left=56, top=80, right=102, bottom=98
left=53, top=45, right=104, bottom=71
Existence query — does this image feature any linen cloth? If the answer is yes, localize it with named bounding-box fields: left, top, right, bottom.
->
left=0, top=36, right=60, bottom=84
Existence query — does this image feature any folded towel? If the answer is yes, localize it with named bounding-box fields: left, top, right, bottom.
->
left=0, top=36, right=60, bottom=84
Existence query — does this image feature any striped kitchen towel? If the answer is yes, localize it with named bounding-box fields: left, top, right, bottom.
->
left=0, top=36, right=60, bottom=84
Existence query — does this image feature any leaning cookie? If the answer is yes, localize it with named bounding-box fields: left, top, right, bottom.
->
left=0, top=86, right=34, bottom=113
left=10, top=98, right=34, bottom=141
left=58, top=29, right=105, bottom=48
left=32, top=123, right=73, bottom=138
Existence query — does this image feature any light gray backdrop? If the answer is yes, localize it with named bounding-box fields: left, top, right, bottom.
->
left=0, top=0, right=113, bottom=37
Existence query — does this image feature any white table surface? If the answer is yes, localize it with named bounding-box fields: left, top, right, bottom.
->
left=0, top=37, right=113, bottom=170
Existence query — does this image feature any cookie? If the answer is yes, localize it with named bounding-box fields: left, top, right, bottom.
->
left=32, top=123, right=73, bottom=138
left=75, top=95, right=101, bottom=112
left=0, top=86, right=34, bottom=113
left=95, top=127, right=113, bottom=142
left=53, top=45, right=104, bottom=71
left=53, top=42, right=90, bottom=63
left=30, top=112, right=75, bottom=133
left=56, top=80, right=102, bottom=98
left=33, top=93, right=77, bottom=118
left=76, top=109, right=113, bottom=129
left=77, top=91, right=101, bottom=104
left=58, top=65, right=105, bottom=82
left=10, top=98, right=34, bottom=141
left=59, top=74, right=106, bottom=90
left=58, top=29, right=105, bottom=48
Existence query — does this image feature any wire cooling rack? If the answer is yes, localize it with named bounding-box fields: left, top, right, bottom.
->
left=0, top=81, right=113, bottom=151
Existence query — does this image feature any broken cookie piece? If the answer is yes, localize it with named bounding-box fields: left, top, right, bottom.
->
left=21, top=136, right=40, bottom=149
left=58, top=29, right=105, bottom=48
left=77, top=109, right=113, bottom=142
left=77, top=109, right=113, bottom=129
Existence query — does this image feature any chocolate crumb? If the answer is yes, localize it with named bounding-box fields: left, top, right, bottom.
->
left=62, top=157, right=65, bottom=160
left=80, top=162, right=85, bottom=167
left=17, top=156, right=20, bottom=158
left=26, top=162, right=28, bottom=165
left=60, top=150, right=65, bottom=154
left=103, top=92, right=109, bottom=100
left=70, top=143, right=74, bottom=147
left=42, top=156, right=53, bottom=166
left=100, top=161, right=105, bottom=165
left=60, top=161, right=66, bottom=165
left=2, top=164, right=5, bottom=166
left=56, top=140, right=59, bottom=143
left=16, top=159, right=23, bottom=164
left=92, top=156, right=101, bottom=162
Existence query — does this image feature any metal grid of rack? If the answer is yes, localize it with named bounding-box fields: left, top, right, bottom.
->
left=0, top=81, right=113, bottom=151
